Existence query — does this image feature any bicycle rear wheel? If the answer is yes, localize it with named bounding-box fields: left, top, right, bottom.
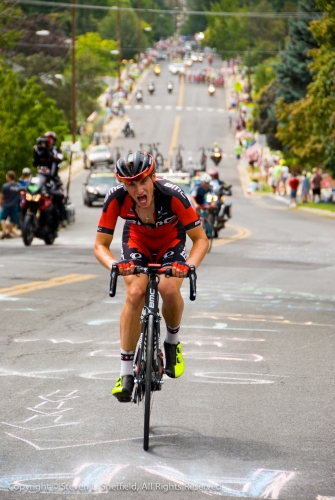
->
left=144, top=314, right=155, bottom=451
left=203, top=219, right=213, bottom=253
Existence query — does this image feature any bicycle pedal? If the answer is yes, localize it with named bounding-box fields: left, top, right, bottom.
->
left=117, top=396, right=132, bottom=403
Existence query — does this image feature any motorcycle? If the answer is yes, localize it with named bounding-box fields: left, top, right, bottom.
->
left=148, top=82, right=155, bottom=95
left=167, top=82, right=174, bottom=93
left=136, top=90, right=143, bottom=103
left=21, top=167, right=61, bottom=246
left=210, top=147, right=222, bottom=166
left=208, top=83, right=216, bottom=96
left=123, top=123, right=135, bottom=138
left=207, top=184, right=232, bottom=238
left=154, top=64, right=161, bottom=76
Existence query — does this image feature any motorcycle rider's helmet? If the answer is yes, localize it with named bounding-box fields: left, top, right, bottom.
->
left=199, top=173, right=212, bottom=184
left=22, top=167, right=31, bottom=175
left=208, top=167, right=219, bottom=177
left=115, top=150, right=155, bottom=184
left=213, top=142, right=218, bottom=148
left=45, top=131, right=57, bottom=142
left=188, top=156, right=193, bottom=163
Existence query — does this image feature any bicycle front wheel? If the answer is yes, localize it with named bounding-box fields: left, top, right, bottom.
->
left=144, top=314, right=155, bottom=451
left=203, top=219, right=213, bottom=253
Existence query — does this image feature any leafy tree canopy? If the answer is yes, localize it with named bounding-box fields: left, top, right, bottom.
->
left=0, top=60, right=68, bottom=186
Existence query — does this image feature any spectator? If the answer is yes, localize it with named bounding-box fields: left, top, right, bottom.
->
left=17, top=168, right=31, bottom=189
left=310, top=167, right=323, bottom=202
left=271, top=158, right=283, bottom=195
left=288, top=172, right=300, bottom=208
left=0, top=171, right=21, bottom=239
left=301, top=170, right=310, bottom=203
left=234, top=141, right=242, bottom=159
left=279, top=159, right=289, bottom=196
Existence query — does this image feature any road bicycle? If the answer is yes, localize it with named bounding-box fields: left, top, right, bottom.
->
left=109, top=263, right=197, bottom=451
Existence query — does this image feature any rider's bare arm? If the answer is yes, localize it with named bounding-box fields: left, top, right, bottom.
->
left=94, top=232, right=118, bottom=271
left=94, top=232, right=136, bottom=276
left=186, top=225, right=209, bottom=268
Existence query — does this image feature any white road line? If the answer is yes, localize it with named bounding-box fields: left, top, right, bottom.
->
left=207, top=108, right=214, bottom=112
left=144, top=104, right=151, bottom=109
left=175, top=106, right=182, bottom=111
left=155, top=105, right=162, bottom=109
left=196, top=107, right=203, bottom=111
left=165, top=105, right=172, bottom=110
left=217, top=109, right=225, bottom=113
left=124, top=105, right=131, bottom=109
left=186, top=106, right=193, bottom=111
left=134, top=104, right=142, bottom=110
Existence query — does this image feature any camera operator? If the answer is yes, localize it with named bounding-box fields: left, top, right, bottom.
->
left=33, top=131, right=66, bottom=223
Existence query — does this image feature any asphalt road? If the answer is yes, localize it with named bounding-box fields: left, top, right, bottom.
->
left=0, top=58, right=334, bottom=500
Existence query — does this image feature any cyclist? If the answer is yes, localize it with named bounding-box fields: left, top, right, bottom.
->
left=94, top=151, right=208, bottom=402
left=190, top=172, right=212, bottom=216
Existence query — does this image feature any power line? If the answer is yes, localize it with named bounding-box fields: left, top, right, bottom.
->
left=12, top=0, right=322, bottom=20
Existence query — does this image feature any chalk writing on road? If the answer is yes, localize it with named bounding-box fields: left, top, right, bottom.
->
left=2, top=390, right=79, bottom=431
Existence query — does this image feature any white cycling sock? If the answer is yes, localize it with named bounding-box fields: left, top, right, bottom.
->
left=120, top=349, right=135, bottom=376
left=165, top=325, right=180, bottom=345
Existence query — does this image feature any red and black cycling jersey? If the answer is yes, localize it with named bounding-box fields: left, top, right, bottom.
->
left=97, top=178, right=200, bottom=236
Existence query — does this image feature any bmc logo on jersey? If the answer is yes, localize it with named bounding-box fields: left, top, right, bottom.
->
left=104, top=183, right=124, bottom=202
left=164, top=182, right=186, bottom=199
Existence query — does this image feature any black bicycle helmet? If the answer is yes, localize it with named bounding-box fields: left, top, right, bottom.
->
left=115, top=150, right=155, bottom=184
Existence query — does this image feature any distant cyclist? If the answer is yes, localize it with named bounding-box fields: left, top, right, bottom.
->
left=94, top=151, right=208, bottom=402
left=190, top=172, right=212, bottom=216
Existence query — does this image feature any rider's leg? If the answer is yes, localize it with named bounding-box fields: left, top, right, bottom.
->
left=112, top=274, right=147, bottom=401
left=159, top=275, right=184, bottom=329
left=159, top=276, right=185, bottom=378
left=120, top=274, right=148, bottom=351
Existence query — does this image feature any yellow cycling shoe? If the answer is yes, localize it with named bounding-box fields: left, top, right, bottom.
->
left=164, top=341, right=184, bottom=378
left=112, top=375, right=134, bottom=402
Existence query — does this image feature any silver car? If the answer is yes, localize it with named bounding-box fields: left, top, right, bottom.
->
left=84, top=145, right=113, bottom=169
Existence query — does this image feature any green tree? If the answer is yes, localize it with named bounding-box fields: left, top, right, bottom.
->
left=0, top=2, right=22, bottom=49
left=253, top=81, right=283, bottom=150
left=204, top=0, right=248, bottom=58
left=275, top=0, right=320, bottom=103
left=275, top=0, right=335, bottom=174
left=64, top=33, right=117, bottom=122
left=0, top=61, right=68, bottom=186
left=99, top=1, right=148, bottom=59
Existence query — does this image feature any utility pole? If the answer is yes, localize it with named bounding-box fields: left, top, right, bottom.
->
left=117, top=0, right=121, bottom=90
left=71, top=0, right=76, bottom=144
left=137, top=0, right=141, bottom=69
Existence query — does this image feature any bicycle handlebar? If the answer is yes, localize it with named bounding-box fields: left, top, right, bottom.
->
left=109, top=264, right=197, bottom=301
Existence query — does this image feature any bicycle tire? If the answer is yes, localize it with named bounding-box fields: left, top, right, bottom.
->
left=203, top=220, right=213, bottom=253
left=144, top=314, right=155, bottom=451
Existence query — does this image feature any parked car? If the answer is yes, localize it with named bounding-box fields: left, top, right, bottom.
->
left=84, top=145, right=113, bottom=169
left=83, top=171, right=119, bottom=206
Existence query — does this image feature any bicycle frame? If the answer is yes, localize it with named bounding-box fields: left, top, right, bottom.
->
left=109, top=263, right=196, bottom=450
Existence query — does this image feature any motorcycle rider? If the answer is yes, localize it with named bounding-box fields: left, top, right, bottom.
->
left=190, top=173, right=212, bottom=216
left=167, top=80, right=174, bottom=92
left=32, top=131, right=66, bottom=223
left=123, top=118, right=134, bottom=136
left=148, top=80, right=155, bottom=93
left=208, top=167, right=223, bottom=189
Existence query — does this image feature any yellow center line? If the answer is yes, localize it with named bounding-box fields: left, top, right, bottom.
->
left=212, top=224, right=251, bottom=247
left=0, top=274, right=97, bottom=297
left=168, top=115, right=181, bottom=156
left=177, top=77, right=185, bottom=108
left=168, top=78, right=185, bottom=157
